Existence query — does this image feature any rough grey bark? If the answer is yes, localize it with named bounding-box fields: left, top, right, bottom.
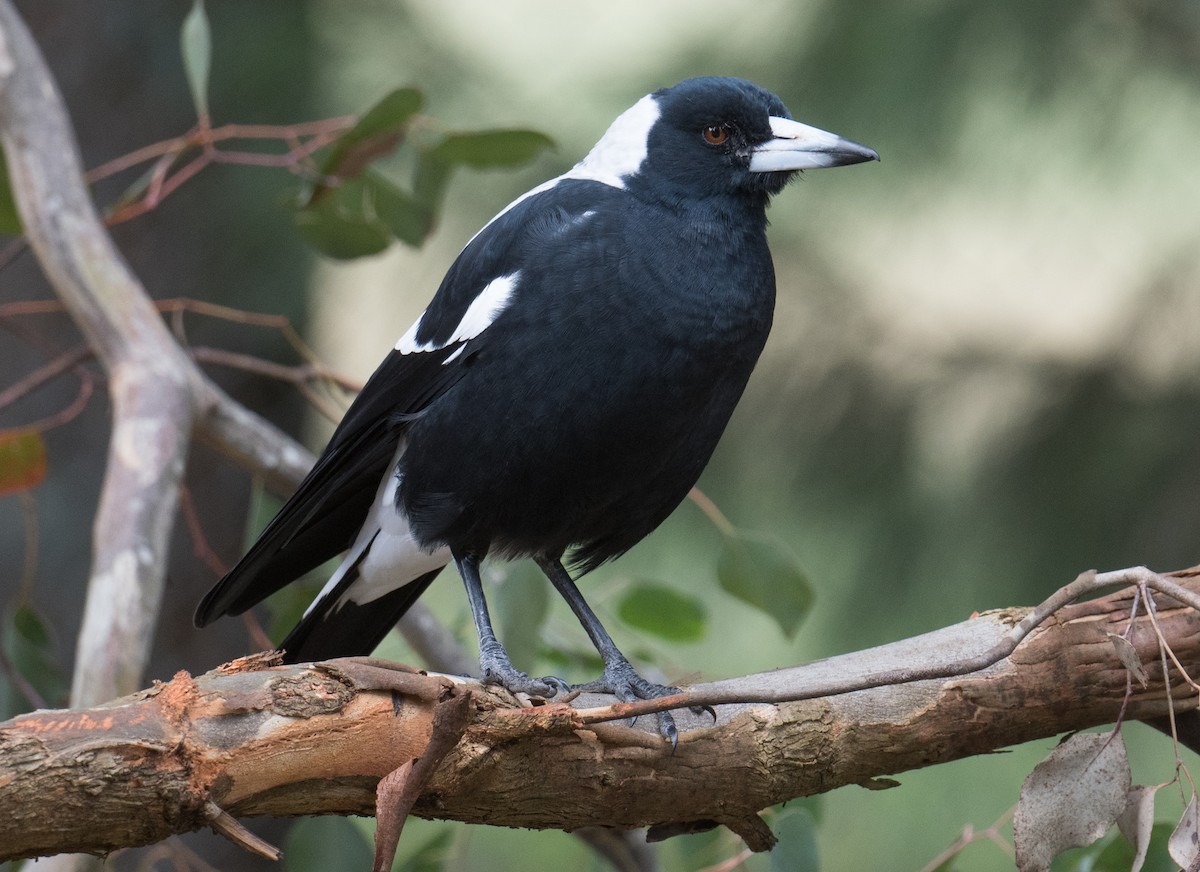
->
left=2, top=578, right=1197, bottom=862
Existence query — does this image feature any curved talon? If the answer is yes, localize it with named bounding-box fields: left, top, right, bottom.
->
left=693, top=704, right=717, bottom=724
left=567, top=666, right=687, bottom=744
left=540, top=675, right=571, bottom=697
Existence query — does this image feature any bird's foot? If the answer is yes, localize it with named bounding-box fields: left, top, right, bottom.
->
left=477, top=640, right=567, bottom=700
left=572, top=656, right=708, bottom=748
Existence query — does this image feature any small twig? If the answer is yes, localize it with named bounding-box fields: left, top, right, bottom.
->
left=0, top=644, right=46, bottom=710
left=188, top=346, right=350, bottom=422
left=1143, top=584, right=1200, bottom=694
left=688, top=486, right=735, bottom=536
left=239, top=611, right=276, bottom=654
left=573, top=566, right=1196, bottom=724
left=697, top=846, right=753, bottom=872
left=7, top=366, right=96, bottom=433
left=203, top=801, right=281, bottom=861
left=178, top=488, right=228, bottom=579
left=18, top=489, right=37, bottom=599
left=0, top=345, right=91, bottom=411
left=0, top=236, right=27, bottom=270
left=918, top=806, right=1014, bottom=872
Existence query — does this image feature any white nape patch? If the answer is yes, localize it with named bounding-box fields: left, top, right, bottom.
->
left=572, top=94, right=660, bottom=189
left=395, top=272, right=520, bottom=354
left=306, top=439, right=450, bottom=617
left=460, top=95, right=661, bottom=249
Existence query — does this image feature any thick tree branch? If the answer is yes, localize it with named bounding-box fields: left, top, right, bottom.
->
left=0, top=0, right=314, bottom=716
left=3, top=576, right=1198, bottom=862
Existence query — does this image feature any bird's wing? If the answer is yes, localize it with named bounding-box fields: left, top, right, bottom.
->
left=195, top=181, right=607, bottom=626
left=193, top=343, right=468, bottom=623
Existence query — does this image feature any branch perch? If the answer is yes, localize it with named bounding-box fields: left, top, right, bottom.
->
left=4, top=575, right=1200, bottom=862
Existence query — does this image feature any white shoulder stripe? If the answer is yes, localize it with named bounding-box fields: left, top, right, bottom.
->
left=395, top=271, right=521, bottom=354
left=461, top=93, right=661, bottom=250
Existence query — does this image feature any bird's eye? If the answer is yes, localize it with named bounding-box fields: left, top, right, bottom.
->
left=702, top=124, right=730, bottom=146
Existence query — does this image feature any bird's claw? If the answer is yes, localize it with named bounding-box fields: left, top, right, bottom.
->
left=478, top=643, right=566, bottom=699
left=572, top=659, right=687, bottom=747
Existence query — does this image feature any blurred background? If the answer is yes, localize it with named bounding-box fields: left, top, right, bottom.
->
left=2, top=1, right=1199, bottom=869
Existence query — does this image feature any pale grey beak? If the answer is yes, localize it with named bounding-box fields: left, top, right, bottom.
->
left=749, top=116, right=879, bottom=171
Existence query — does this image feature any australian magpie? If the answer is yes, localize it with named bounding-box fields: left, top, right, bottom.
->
left=195, top=76, right=877, bottom=741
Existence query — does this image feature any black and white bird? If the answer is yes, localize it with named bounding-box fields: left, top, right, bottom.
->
left=196, top=76, right=877, bottom=740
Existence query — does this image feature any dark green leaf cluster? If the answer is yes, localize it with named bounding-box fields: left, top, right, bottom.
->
left=294, top=89, right=553, bottom=260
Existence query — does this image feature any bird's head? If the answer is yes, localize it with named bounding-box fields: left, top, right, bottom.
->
left=579, top=76, right=878, bottom=206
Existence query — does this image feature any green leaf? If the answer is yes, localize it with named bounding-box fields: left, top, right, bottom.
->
left=311, top=88, right=424, bottom=203
left=0, top=430, right=47, bottom=496
left=770, top=807, right=820, bottom=872
left=414, top=129, right=554, bottom=210
left=495, top=566, right=550, bottom=671
left=293, top=177, right=393, bottom=259
left=296, top=170, right=438, bottom=256
left=716, top=530, right=813, bottom=638
left=180, top=0, right=212, bottom=120
left=366, top=170, right=436, bottom=247
left=1051, top=823, right=1177, bottom=872
left=1, top=602, right=66, bottom=718
left=0, top=152, right=22, bottom=235
left=429, top=129, right=555, bottom=169
left=284, top=816, right=372, bottom=872
left=617, top=582, right=707, bottom=642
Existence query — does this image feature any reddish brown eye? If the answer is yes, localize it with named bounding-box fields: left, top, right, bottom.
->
left=702, top=125, right=729, bottom=146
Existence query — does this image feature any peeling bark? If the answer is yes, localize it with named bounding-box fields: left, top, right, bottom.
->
left=2, top=580, right=1198, bottom=863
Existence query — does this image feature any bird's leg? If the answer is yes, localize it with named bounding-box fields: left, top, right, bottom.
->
left=535, top=556, right=696, bottom=746
left=453, top=551, right=564, bottom=698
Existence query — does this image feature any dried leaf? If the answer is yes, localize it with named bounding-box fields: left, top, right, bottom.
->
left=1169, top=793, right=1200, bottom=869
left=0, top=429, right=47, bottom=495
left=1013, top=731, right=1131, bottom=871
left=1118, top=784, right=1160, bottom=872
left=1107, top=632, right=1149, bottom=688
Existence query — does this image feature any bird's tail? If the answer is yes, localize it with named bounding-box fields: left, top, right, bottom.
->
left=279, top=557, right=446, bottom=663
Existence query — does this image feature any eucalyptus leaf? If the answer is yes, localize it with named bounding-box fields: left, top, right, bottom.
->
left=617, top=581, right=707, bottom=642
left=180, top=0, right=212, bottom=119
left=365, top=170, right=436, bottom=247
left=716, top=529, right=813, bottom=638
left=294, top=178, right=392, bottom=260
left=1015, top=731, right=1130, bottom=872
left=313, top=88, right=423, bottom=198
left=429, top=129, right=555, bottom=169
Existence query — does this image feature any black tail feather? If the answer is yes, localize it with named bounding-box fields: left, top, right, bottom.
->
left=279, top=566, right=444, bottom=664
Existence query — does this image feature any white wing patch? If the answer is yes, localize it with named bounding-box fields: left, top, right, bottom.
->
left=395, top=271, right=521, bottom=354
left=306, top=439, right=450, bottom=616
left=393, top=93, right=663, bottom=358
